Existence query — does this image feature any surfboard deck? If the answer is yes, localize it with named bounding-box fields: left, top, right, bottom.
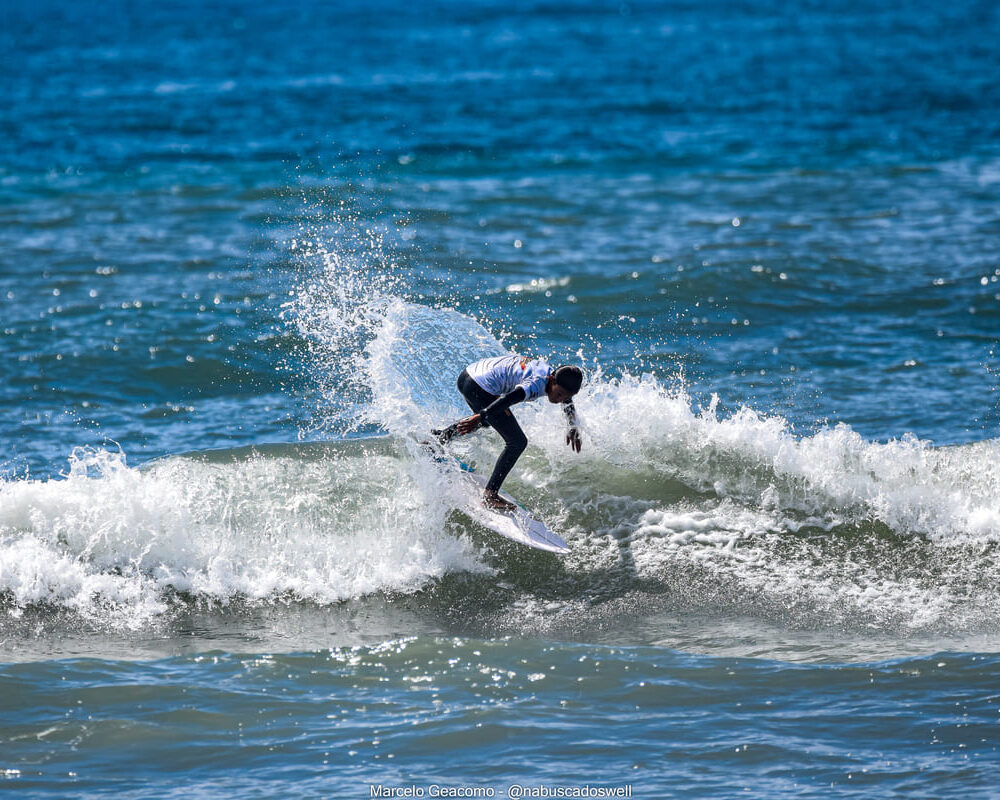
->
left=420, top=440, right=570, bottom=554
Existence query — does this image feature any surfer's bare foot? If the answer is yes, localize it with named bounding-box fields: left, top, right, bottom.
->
left=483, top=490, right=516, bottom=513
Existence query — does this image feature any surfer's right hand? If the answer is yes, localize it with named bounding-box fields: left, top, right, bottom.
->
left=456, top=414, right=483, bottom=435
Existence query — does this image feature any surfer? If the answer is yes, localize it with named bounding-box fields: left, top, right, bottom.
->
left=434, top=356, right=583, bottom=512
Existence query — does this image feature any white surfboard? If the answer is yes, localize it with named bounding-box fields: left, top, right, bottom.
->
left=453, top=468, right=571, bottom=554
left=423, top=443, right=570, bottom=554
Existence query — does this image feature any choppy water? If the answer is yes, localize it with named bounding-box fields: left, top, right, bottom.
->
left=2, top=0, right=1000, bottom=796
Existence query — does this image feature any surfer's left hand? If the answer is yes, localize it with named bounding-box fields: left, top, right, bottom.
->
left=566, top=427, right=582, bottom=453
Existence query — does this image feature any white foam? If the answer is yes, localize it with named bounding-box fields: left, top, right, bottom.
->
left=0, top=445, right=488, bottom=627
left=539, top=373, right=1000, bottom=543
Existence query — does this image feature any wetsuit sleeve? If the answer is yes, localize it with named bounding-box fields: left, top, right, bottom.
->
left=481, top=387, right=527, bottom=424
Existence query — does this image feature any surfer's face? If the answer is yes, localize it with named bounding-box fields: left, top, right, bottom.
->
left=546, top=382, right=574, bottom=404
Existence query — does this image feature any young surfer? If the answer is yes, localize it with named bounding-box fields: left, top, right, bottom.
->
left=434, top=355, right=584, bottom=512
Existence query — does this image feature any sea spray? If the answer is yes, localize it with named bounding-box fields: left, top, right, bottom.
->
left=278, top=185, right=410, bottom=436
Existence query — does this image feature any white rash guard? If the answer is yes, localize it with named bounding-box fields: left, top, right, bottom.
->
left=466, top=355, right=552, bottom=401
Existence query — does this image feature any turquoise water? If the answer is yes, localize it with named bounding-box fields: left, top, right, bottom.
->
left=2, top=0, right=1000, bottom=796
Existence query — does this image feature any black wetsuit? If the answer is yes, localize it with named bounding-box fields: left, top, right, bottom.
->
left=438, top=369, right=529, bottom=492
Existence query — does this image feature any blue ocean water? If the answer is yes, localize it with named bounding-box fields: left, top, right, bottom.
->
left=2, top=0, right=1000, bottom=796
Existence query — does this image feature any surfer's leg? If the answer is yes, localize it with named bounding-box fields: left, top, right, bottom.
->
left=484, top=410, right=527, bottom=493
left=457, top=369, right=497, bottom=417
left=436, top=370, right=498, bottom=443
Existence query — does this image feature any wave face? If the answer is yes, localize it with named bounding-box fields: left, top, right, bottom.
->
left=2, top=163, right=999, bottom=650
left=2, top=0, right=999, bottom=664
left=3, top=292, right=999, bottom=648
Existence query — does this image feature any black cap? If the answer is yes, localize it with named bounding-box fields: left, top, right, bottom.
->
left=553, top=365, right=583, bottom=395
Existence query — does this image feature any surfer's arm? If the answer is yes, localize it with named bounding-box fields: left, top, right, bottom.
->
left=455, top=387, right=527, bottom=434
left=481, top=387, right=527, bottom=423
left=563, top=401, right=582, bottom=453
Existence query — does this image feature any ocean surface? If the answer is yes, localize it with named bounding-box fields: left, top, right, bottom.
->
left=2, top=0, right=1000, bottom=796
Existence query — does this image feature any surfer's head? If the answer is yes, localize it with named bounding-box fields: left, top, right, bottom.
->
left=546, top=365, right=583, bottom=403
